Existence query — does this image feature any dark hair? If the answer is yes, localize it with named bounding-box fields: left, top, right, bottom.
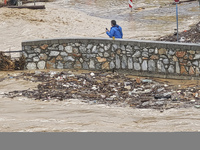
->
left=111, top=20, right=116, bottom=26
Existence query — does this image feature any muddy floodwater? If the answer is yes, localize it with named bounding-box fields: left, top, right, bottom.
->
left=0, top=0, right=200, bottom=132
left=1, top=70, right=200, bottom=132
left=63, top=0, right=199, bottom=29
left=64, top=0, right=177, bottom=20
left=0, top=0, right=199, bottom=56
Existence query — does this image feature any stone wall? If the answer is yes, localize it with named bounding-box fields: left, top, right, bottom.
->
left=22, top=38, right=200, bottom=79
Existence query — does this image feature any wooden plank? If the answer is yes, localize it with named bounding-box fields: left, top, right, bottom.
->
left=7, top=5, right=45, bottom=9
left=21, top=0, right=54, bottom=4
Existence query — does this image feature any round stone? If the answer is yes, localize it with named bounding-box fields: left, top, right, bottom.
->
left=37, top=61, right=46, bottom=69
left=27, top=62, right=36, bottom=70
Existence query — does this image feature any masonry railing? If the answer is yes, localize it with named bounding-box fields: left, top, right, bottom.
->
left=22, top=38, right=200, bottom=79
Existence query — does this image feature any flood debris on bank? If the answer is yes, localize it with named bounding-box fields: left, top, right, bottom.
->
left=0, top=52, right=25, bottom=71
left=2, top=70, right=200, bottom=111
left=157, top=21, right=200, bottom=44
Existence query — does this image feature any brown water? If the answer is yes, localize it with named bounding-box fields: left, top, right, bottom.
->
left=0, top=0, right=199, bottom=56
left=62, top=0, right=166, bottom=21
left=1, top=70, right=200, bottom=132
left=63, top=0, right=199, bottom=21
left=64, top=0, right=172, bottom=11
left=0, top=1, right=200, bottom=132
left=1, top=96, right=200, bottom=132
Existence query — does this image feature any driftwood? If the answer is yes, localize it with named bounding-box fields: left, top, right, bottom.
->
left=4, top=71, right=200, bottom=110
left=157, top=21, right=200, bottom=43
left=0, top=52, right=15, bottom=71
left=0, top=52, right=25, bottom=71
left=21, top=0, right=54, bottom=4
left=7, top=5, right=45, bottom=9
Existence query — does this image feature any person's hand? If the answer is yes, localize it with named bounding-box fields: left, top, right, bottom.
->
left=106, top=29, right=109, bottom=32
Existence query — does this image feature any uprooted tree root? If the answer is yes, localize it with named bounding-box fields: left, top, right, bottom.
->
left=0, top=52, right=25, bottom=71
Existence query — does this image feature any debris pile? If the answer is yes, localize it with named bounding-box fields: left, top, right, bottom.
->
left=157, top=21, right=200, bottom=44
left=3, top=71, right=200, bottom=110
left=0, top=52, right=25, bottom=71
left=0, top=52, right=15, bottom=71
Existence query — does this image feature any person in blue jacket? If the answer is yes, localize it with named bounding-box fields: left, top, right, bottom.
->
left=106, top=20, right=123, bottom=39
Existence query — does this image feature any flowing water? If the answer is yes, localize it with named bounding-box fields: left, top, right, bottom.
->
left=1, top=70, right=200, bottom=132
left=62, top=0, right=199, bottom=21
left=0, top=0, right=199, bottom=54
left=0, top=1, right=200, bottom=132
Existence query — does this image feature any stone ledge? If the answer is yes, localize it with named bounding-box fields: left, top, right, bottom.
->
left=22, top=38, right=200, bottom=80
left=22, top=38, right=200, bottom=50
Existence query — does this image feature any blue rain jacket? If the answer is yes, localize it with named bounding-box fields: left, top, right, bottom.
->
left=106, top=25, right=123, bottom=39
